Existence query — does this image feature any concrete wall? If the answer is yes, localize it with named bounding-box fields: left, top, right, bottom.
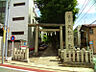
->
left=28, top=0, right=36, bottom=48
left=8, top=0, right=29, bottom=41
left=8, top=0, right=37, bottom=48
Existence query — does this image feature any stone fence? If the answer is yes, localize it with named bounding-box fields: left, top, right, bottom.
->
left=13, top=48, right=29, bottom=62
left=58, top=48, right=93, bottom=63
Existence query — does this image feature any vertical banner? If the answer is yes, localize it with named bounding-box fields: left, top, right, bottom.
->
left=65, top=11, right=74, bottom=49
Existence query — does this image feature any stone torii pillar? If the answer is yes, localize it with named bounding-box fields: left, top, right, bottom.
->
left=65, top=11, right=74, bottom=50
left=35, top=25, right=39, bottom=55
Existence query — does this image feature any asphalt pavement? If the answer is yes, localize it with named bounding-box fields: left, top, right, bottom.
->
left=0, top=66, right=35, bottom=72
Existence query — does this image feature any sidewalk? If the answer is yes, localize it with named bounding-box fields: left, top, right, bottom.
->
left=0, top=64, right=54, bottom=72
left=0, top=56, right=94, bottom=72
left=0, top=60, right=93, bottom=72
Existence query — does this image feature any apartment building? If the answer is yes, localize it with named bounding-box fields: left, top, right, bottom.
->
left=7, top=0, right=38, bottom=53
left=0, top=0, right=6, bottom=24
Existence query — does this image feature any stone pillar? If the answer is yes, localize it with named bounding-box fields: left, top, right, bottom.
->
left=77, top=51, right=80, bottom=62
left=65, top=11, right=74, bottom=49
left=68, top=50, right=71, bottom=62
left=18, top=50, right=21, bottom=60
left=81, top=50, right=84, bottom=62
left=89, top=50, right=93, bottom=63
left=61, top=50, right=64, bottom=59
left=64, top=49, right=67, bottom=62
left=35, top=25, right=39, bottom=55
left=85, top=51, right=89, bottom=62
left=21, top=49, right=24, bottom=60
left=25, top=48, right=29, bottom=62
left=60, top=26, right=63, bottom=50
left=77, top=26, right=81, bottom=48
left=72, top=50, right=75, bottom=62
left=58, top=49, right=61, bottom=57
left=13, top=48, right=17, bottom=60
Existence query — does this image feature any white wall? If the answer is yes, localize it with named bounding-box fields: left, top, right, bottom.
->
left=28, top=0, right=36, bottom=48
left=8, top=0, right=37, bottom=48
left=8, top=0, right=29, bottom=41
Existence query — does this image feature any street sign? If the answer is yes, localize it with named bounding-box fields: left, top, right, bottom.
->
left=11, top=35, right=15, bottom=41
left=89, top=41, right=93, bottom=44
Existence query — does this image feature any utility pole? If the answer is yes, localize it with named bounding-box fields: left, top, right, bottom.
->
left=5, top=0, right=10, bottom=60
left=2, top=0, right=9, bottom=64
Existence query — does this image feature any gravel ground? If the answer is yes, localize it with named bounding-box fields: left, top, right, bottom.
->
left=29, top=44, right=59, bottom=66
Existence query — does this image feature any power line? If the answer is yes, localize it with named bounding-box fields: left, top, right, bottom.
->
left=77, top=0, right=90, bottom=18
left=88, top=20, right=96, bottom=26
left=75, top=1, right=96, bottom=25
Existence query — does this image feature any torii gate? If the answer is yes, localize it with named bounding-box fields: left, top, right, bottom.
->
left=28, top=24, right=64, bottom=55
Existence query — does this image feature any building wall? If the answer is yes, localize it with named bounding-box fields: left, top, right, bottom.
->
left=89, top=27, right=96, bottom=54
left=0, top=0, right=6, bottom=24
left=8, top=0, right=37, bottom=48
left=8, top=0, right=29, bottom=41
left=81, top=26, right=96, bottom=54
left=28, top=0, right=37, bottom=48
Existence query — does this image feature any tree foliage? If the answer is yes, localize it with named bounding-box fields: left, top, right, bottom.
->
left=36, top=0, right=79, bottom=24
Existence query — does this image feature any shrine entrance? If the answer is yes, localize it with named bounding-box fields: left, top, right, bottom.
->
left=28, top=24, right=65, bottom=55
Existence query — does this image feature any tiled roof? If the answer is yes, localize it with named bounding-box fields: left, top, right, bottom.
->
left=82, top=24, right=96, bottom=27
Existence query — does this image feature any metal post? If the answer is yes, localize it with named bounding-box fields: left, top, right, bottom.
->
left=11, top=41, right=14, bottom=57
left=5, top=0, right=10, bottom=60
left=60, top=26, right=63, bottom=50
left=2, top=0, right=9, bottom=64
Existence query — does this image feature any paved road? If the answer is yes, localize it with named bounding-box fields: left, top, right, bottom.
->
left=0, top=66, right=36, bottom=72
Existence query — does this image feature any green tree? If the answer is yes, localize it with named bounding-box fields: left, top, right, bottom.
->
left=36, top=0, right=79, bottom=24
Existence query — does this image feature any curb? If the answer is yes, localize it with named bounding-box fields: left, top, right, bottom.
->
left=0, top=64, right=54, bottom=72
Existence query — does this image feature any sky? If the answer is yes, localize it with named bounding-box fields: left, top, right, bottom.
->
left=35, top=0, right=96, bottom=29
left=74, top=0, right=96, bottom=29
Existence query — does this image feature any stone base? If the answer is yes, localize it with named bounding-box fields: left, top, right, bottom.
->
left=61, top=62, right=94, bottom=68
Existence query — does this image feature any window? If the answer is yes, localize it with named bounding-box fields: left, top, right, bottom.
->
left=0, top=1, right=6, bottom=24
left=89, top=29, right=93, bottom=34
left=0, top=7, right=5, bottom=12
left=14, top=2, right=25, bottom=6
left=12, top=31, right=24, bottom=35
left=12, top=17, right=24, bottom=21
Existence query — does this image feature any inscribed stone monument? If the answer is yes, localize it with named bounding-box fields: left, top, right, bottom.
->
left=65, top=12, right=74, bottom=49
